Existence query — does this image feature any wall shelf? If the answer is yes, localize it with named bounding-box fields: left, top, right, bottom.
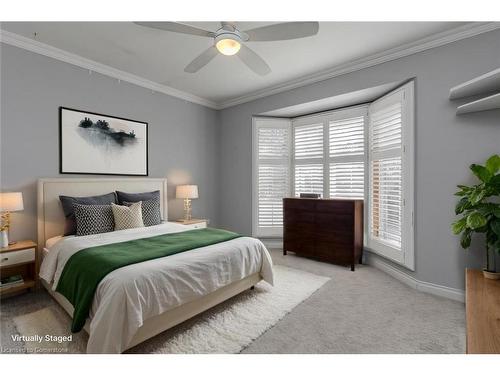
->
left=450, top=67, right=500, bottom=100
left=456, top=92, right=500, bottom=115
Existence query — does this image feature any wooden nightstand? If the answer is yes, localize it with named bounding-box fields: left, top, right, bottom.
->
left=175, top=219, right=208, bottom=229
left=0, top=240, right=38, bottom=298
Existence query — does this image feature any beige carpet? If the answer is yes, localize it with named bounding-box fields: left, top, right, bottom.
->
left=1, top=249, right=466, bottom=354
left=241, top=249, right=466, bottom=354
left=8, top=265, right=329, bottom=353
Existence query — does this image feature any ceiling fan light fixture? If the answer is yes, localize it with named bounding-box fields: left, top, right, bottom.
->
left=215, top=34, right=241, bottom=56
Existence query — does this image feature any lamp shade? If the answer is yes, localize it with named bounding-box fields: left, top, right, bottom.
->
left=0, top=192, right=24, bottom=212
left=176, top=185, right=199, bottom=199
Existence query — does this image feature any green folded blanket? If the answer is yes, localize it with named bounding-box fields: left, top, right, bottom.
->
left=56, top=228, right=241, bottom=332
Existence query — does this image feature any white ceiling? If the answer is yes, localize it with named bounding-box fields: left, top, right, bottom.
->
left=2, top=22, right=468, bottom=105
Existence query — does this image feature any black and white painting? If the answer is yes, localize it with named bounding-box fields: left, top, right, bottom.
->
left=60, top=107, right=148, bottom=176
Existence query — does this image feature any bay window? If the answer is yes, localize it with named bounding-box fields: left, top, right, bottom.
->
left=252, top=81, right=414, bottom=269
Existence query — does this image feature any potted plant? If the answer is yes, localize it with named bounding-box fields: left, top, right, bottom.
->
left=452, top=154, right=500, bottom=279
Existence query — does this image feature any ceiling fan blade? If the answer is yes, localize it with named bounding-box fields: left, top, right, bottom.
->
left=184, top=46, right=218, bottom=73
left=244, top=22, right=319, bottom=41
left=134, top=22, right=214, bottom=37
left=237, top=44, right=271, bottom=76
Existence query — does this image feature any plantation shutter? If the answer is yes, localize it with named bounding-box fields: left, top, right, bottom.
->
left=328, top=110, right=367, bottom=199
left=252, top=117, right=291, bottom=237
left=368, top=82, right=414, bottom=269
left=293, top=123, right=324, bottom=197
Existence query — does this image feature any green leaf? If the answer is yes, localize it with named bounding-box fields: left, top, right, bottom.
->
left=490, top=240, right=500, bottom=255
left=489, top=174, right=500, bottom=193
left=452, top=218, right=467, bottom=234
left=485, top=154, right=500, bottom=174
left=470, top=164, right=492, bottom=183
left=466, top=212, right=487, bottom=229
left=487, top=230, right=498, bottom=246
left=460, top=229, right=472, bottom=249
left=476, top=225, right=488, bottom=233
left=454, top=185, right=473, bottom=197
left=470, top=189, right=486, bottom=205
left=491, top=219, right=500, bottom=237
left=455, top=197, right=470, bottom=215
left=476, top=203, right=496, bottom=216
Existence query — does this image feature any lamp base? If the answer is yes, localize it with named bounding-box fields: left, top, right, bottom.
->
left=0, top=231, right=8, bottom=248
left=183, top=198, right=192, bottom=221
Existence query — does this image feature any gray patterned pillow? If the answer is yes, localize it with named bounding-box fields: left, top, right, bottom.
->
left=112, top=202, right=144, bottom=230
left=123, top=198, right=161, bottom=226
left=60, top=192, right=117, bottom=236
left=73, top=203, right=115, bottom=236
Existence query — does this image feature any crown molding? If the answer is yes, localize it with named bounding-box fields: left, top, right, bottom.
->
left=0, top=29, right=218, bottom=109
left=217, top=22, right=500, bottom=109
left=2, top=23, right=499, bottom=111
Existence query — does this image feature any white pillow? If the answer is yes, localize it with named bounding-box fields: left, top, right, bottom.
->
left=111, top=201, right=144, bottom=230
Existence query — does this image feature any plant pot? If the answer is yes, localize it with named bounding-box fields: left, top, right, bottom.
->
left=482, top=269, right=500, bottom=280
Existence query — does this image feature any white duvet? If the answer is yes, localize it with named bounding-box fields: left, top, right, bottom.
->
left=39, top=222, right=273, bottom=353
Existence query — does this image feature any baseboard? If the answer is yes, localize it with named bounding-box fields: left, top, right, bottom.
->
left=260, top=238, right=465, bottom=302
left=366, top=254, right=465, bottom=303
left=259, top=238, right=283, bottom=249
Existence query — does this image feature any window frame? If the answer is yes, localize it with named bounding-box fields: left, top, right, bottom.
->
left=291, top=105, right=369, bottom=199
left=252, top=116, right=292, bottom=238
left=367, top=81, right=415, bottom=270
left=250, top=82, right=414, bottom=271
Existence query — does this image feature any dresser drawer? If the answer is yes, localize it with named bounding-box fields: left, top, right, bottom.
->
left=0, top=248, right=36, bottom=267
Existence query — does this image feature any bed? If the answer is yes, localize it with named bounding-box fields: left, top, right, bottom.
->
left=37, top=178, right=273, bottom=353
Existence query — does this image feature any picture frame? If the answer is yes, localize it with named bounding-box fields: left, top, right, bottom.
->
left=59, top=107, right=148, bottom=176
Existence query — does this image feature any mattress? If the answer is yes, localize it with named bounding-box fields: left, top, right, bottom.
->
left=45, top=235, right=64, bottom=249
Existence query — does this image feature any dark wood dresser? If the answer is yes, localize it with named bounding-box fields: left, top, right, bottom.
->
left=283, top=198, right=363, bottom=271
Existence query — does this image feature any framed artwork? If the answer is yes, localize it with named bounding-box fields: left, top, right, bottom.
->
left=59, top=107, right=148, bottom=176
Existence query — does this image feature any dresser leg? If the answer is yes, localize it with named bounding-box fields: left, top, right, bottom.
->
left=351, top=264, right=355, bottom=272
left=283, top=249, right=287, bottom=256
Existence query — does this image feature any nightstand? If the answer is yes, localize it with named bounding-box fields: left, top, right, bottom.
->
left=175, top=219, right=208, bottom=229
left=0, top=240, right=38, bottom=298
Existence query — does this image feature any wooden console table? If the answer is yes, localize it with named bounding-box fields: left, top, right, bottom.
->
left=465, top=269, right=500, bottom=353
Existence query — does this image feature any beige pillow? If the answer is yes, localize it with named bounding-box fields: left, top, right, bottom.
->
left=111, top=201, right=144, bottom=230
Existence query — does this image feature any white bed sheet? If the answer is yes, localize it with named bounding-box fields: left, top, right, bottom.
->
left=45, top=235, right=63, bottom=249
left=39, top=222, right=273, bottom=353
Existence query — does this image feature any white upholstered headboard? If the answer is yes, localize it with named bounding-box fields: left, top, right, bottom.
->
left=37, top=178, right=168, bottom=251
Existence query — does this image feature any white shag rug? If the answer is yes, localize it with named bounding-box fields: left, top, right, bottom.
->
left=13, top=265, right=329, bottom=354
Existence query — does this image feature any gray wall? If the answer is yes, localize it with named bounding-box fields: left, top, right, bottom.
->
left=0, top=44, right=219, bottom=241
left=218, top=29, right=500, bottom=290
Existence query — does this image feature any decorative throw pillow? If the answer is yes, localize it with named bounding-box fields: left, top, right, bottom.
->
left=116, top=190, right=160, bottom=205
left=60, top=192, right=117, bottom=236
left=123, top=198, right=161, bottom=226
left=112, top=202, right=144, bottom=231
left=73, top=203, right=115, bottom=236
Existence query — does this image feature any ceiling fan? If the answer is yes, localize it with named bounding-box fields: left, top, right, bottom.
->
left=134, top=22, right=319, bottom=76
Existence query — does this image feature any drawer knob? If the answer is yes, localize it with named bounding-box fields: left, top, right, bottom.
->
left=1, top=257, right=8, bottom=262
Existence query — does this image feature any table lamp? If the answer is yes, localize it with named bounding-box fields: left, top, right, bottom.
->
left=0, top=192, right=24, bottom=246
left=176, top=185, right=198, bottom=222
